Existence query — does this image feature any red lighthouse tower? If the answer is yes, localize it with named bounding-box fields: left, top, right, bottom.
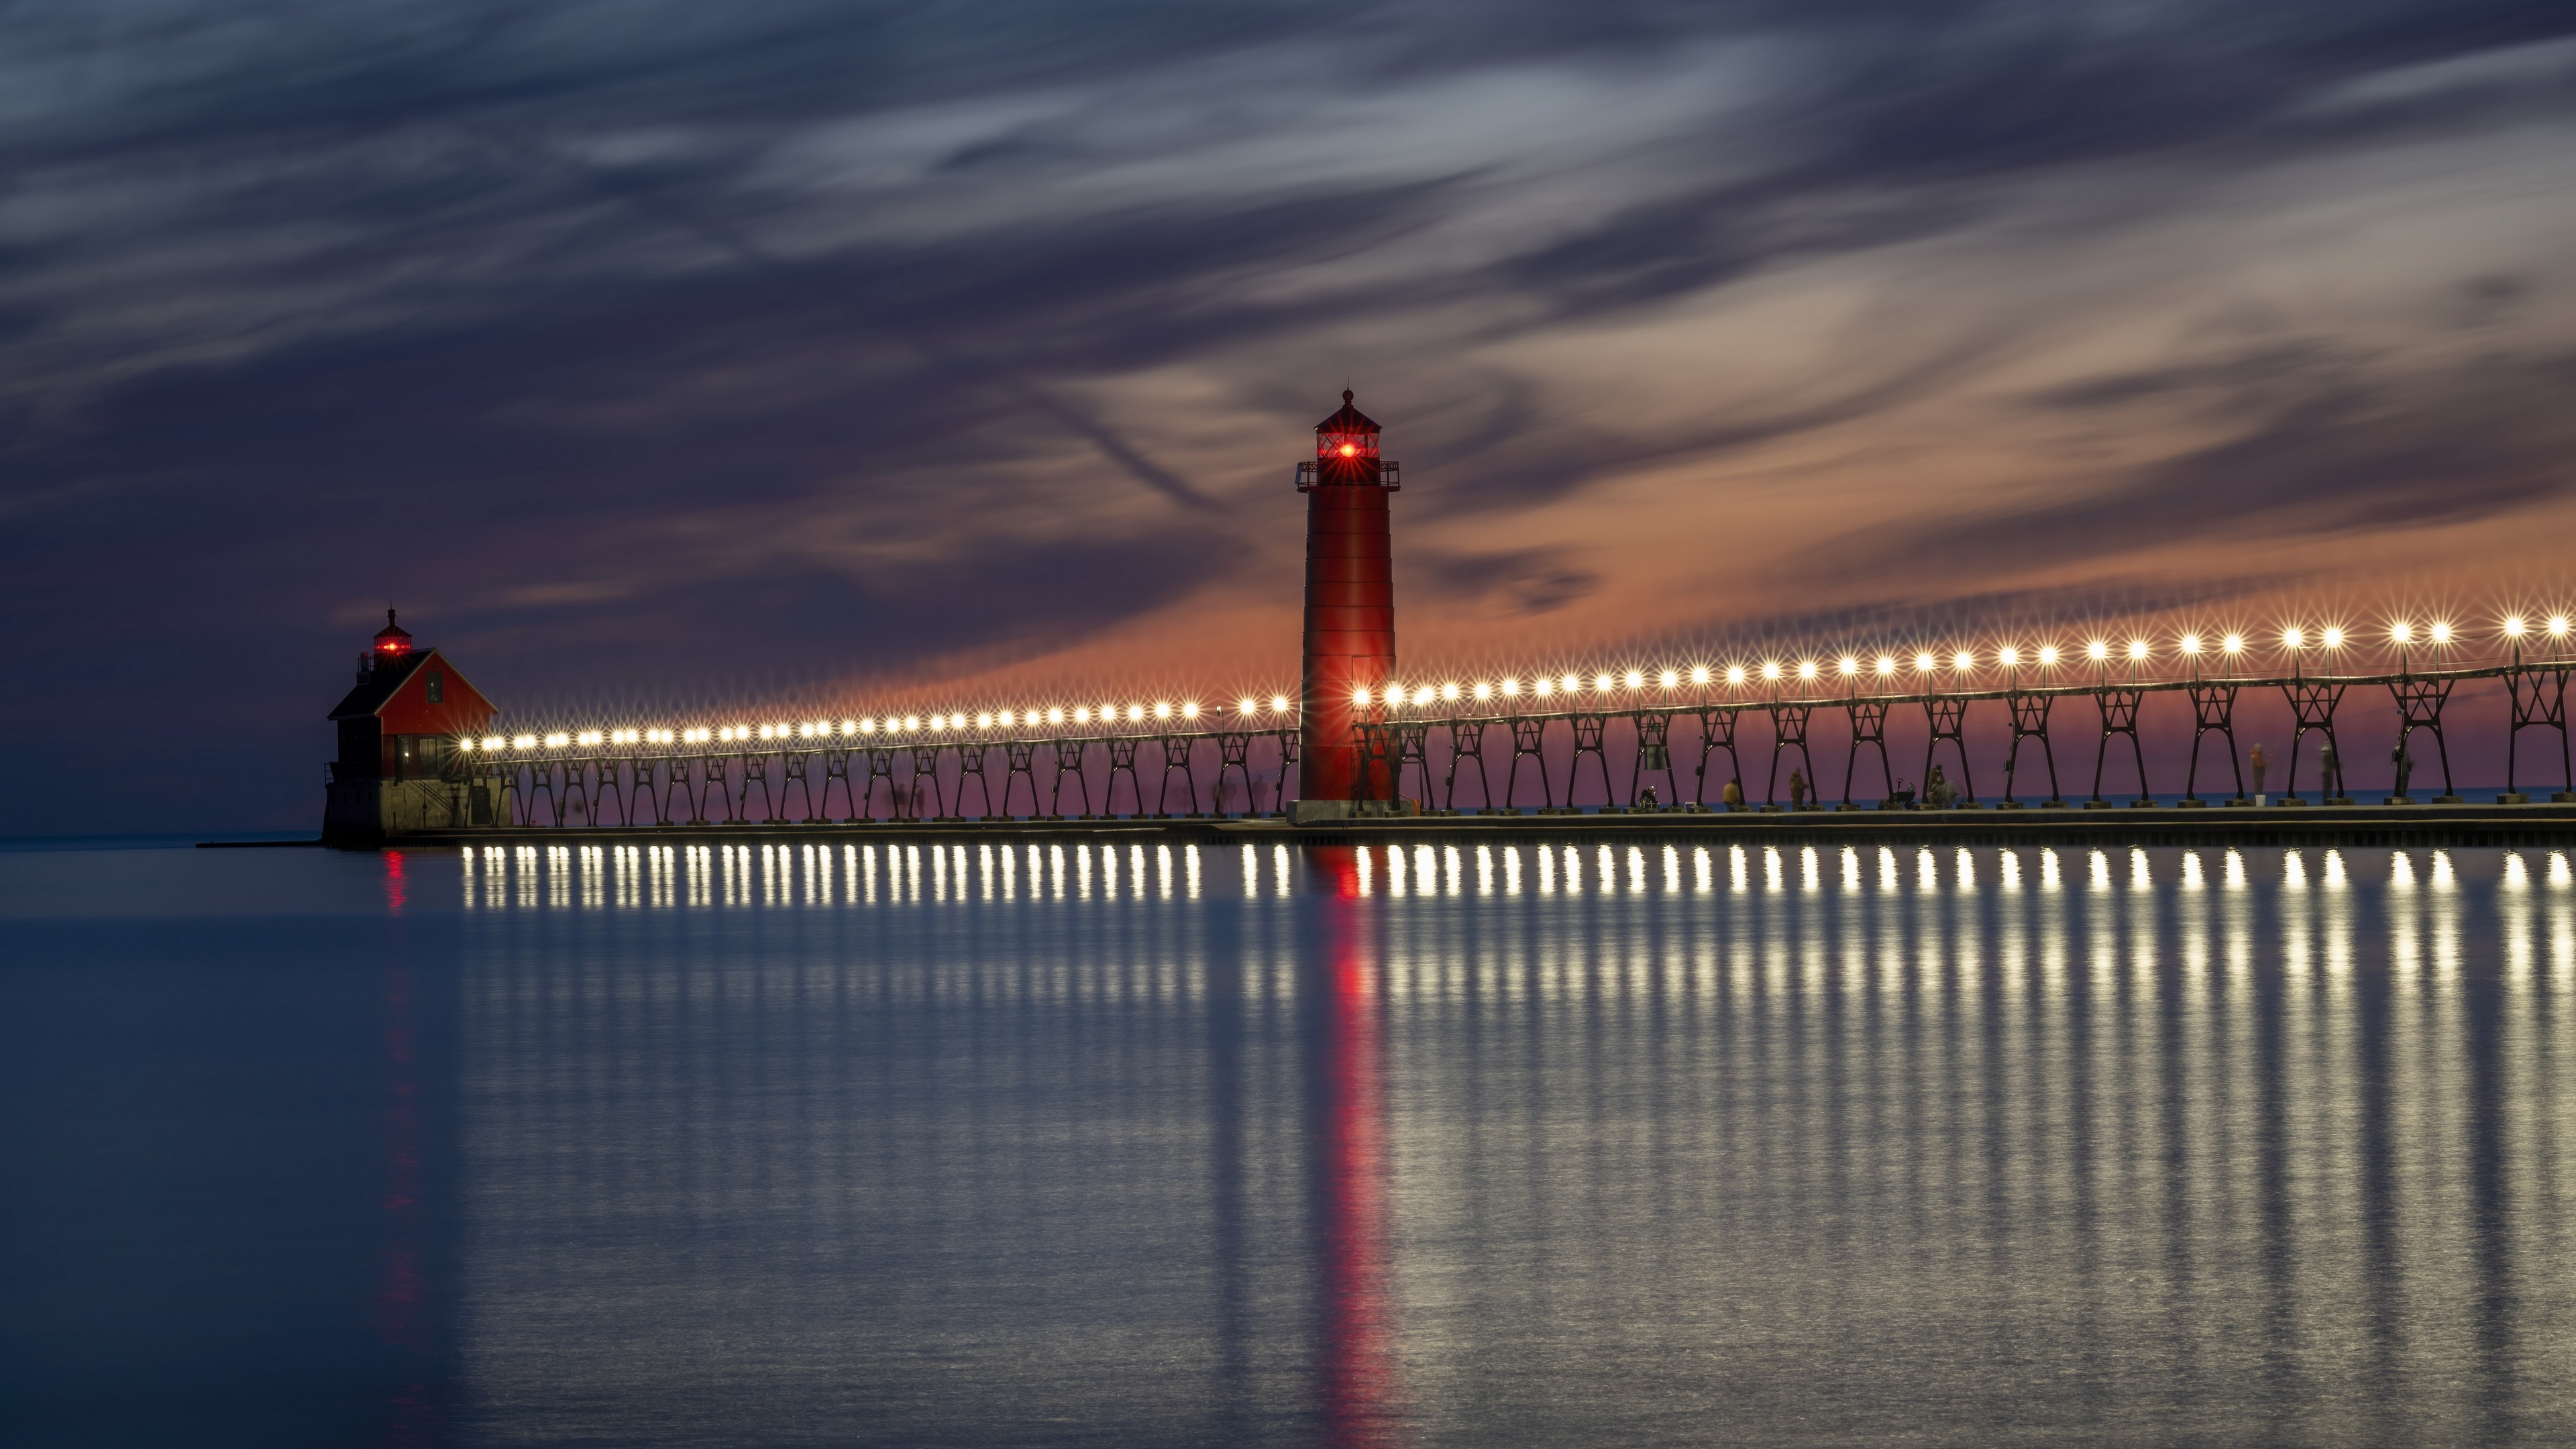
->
left=1297, top=390, right=1401, bottom=813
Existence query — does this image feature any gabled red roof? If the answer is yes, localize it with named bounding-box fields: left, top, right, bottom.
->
left=327, top=647, right=498, bottom=735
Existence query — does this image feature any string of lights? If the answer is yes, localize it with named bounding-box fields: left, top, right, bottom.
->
left=460, top=695, right=1297, bottom=753
left=458, top=612, right=2571, bottom=755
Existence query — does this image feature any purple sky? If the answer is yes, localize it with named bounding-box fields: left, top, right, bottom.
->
left=5, top=2, right=2575, bottom=830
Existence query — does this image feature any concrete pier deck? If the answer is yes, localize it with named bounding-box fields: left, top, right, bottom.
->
left=392, top=800, right=2576, bottom=851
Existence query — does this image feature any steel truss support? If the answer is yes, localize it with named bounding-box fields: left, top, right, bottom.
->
left=1628, top=712, right=1682, bottom=808
left=535, top=760, right=567, bottom=826
left=482, top=763, right=515, bottom=827
left=1444, top=720, right=1495, bottom=811
left=1348, top=709, right=1395, bottom=804
left=1925, top=696, right=1977, bottom=804
left=1350, top=723, right=1395, bottom=807
left=2001, top=692, right=2063, bottom=806
left=704, top=757, right=733, bottom=824
left=781, top=751, right=816, bottom=822
left=664, top=757, right=700, bottom=825
left=1273, top=730, right=1299, bottom=814
left=1155, top=735, right=1201, bottom=816
left=2182, top=685, right=2243, bottom=804
left=906, top=745, right=947, bottom=821
left=2281, top=681, right=2349, bottom=804
left=820, top=750, right=855, bottom=822
left=492, top=763, right=521, bottom=826
left=1767, top=704, right=1817, bottom=808
left=953, top=743, right=996, bottom=820
left=706, top=747, right=737, bottom=820
left=2506, top=666, right=2573, bottom=800
left=2387, top=676, right=2460, bottom=802
left=1216, top=733, right=1258, bottom=816
left=621, top=757, right=658, bottom=824
left=861, top=748, right=900, bottom=822
left=474, top=763, right=509, bottom=828
left=737, top=753, right=774, bottom=823
left=564, top=759, right=598, bottom=825
left=1104, top=737, right=1144, bottom=816
left=1841, top=700, right=1891, bottom=808
left=698, top=758, right=731, bottom=823
left=1503, top=716, right=1554, bottom=810
left=1390, top=722, right=1432, bottom=811
left=1568, top=712, right=1615, bottom=809
left=1696, top=707, right=1746, bottom=807
left=558, top=756, right=592, bottom=826
left=629, top=761, right=653, bottom=825
left=688, top=757, right=729, bottom=825
left=1000, top=740, right=1041, bottom=818
left=2087, top=688, right=2147, bottom=807
left=1049, top=740, right=1091, bottom=818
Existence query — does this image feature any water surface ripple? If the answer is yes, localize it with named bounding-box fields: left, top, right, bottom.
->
left=5, top=841, right=2574, bottom=1447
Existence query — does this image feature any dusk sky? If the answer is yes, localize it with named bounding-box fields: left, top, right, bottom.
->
left=7, top=1, right=2575, bottom=832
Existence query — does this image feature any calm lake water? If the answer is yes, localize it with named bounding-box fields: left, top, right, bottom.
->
left=5, top=836, right=2576, bottom=1447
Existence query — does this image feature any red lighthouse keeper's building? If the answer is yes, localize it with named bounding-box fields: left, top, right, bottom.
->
left=324, top=610, right=502, bottom=847
left=1295, top=390, right=1405, bottom=820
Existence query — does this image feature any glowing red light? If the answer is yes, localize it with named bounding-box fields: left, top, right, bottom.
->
left=1339, top=443, right=1356, bottom=457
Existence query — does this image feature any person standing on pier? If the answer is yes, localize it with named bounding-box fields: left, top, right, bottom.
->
left=1722, top=778, right=1744, bottom=810
left=1788, top=769, right=1808, bottom=812
left=2250, top=743, right=2267, bottom=800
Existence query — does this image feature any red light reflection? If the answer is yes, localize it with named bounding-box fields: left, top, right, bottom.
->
left=378, top=953, right=435, bottom=1445
left=1310, top=848, right=1405, bottom=1445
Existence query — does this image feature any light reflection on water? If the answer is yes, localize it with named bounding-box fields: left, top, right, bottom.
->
left=417, top=841, right=2576, bottom=1446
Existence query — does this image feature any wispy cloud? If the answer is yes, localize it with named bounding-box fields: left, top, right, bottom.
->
left=1, top=0, right=2571, bottom=827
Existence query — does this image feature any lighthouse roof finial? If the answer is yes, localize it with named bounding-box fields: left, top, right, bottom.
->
left=372, top=608, right=414, bottom=656
left=1317, top=388, right=1379, bottom=435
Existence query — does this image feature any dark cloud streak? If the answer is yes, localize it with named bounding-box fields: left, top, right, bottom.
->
left=1822, top=351, right=2576, bottom=577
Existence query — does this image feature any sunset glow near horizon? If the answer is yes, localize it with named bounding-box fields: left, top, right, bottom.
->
left=4, top=2, right=2573, bottom=828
